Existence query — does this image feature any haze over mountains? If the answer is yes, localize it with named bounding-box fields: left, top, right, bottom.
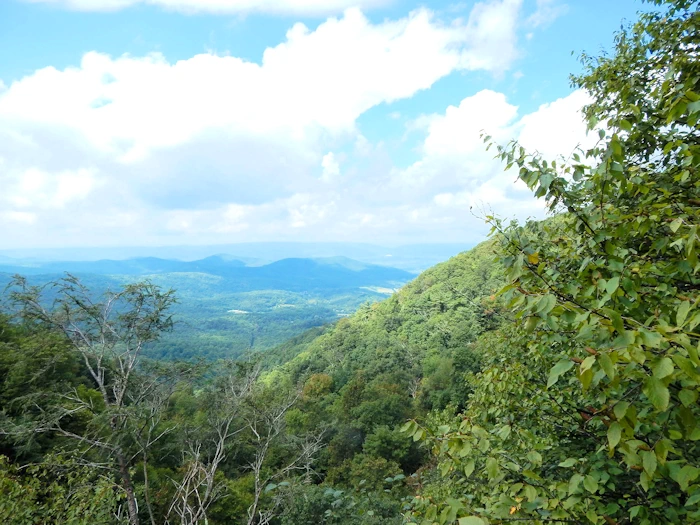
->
left=0, top=247, right=422, bottom=360
left=0, top=254, right=413, bottom=291
left=0, top=242, right=472, bottom=274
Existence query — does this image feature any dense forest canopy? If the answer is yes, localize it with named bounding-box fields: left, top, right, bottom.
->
left=0, top=0, right=698, bottom=524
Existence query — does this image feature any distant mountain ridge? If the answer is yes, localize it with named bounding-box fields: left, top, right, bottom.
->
left=0, top=242, right=473, bottom=273
left=0, top=255, right=413, bottom=293
left=0, top=254, right=418, bottom=360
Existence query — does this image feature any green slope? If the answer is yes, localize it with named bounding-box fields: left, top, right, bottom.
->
left=263, top=239, right=503, bottom=386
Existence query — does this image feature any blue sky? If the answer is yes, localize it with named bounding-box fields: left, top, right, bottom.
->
left=0, top=0, right=646, bottom=249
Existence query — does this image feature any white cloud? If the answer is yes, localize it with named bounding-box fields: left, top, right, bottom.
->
left=388, top=88, right=592, bottom=232
left=0, top=8, right=519, bottom=165
left=516, top=89, right=592, bottom=159
left=459, top=0, right=522, bottom=74
left=3, top=167, right=97, bottom=210
left=320, top=152, right=341, bottom=183
left=20, top=0, right=391, bottom=16
left=0, top=2, right=586, bottom=248
left=526, top=0, right=568, bottom=28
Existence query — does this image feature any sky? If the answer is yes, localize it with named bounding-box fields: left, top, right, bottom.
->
left=0, top=0, right=647, bottom=249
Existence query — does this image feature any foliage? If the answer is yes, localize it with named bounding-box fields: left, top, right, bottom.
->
left=0, top=455, right=121, bottom=524
left=405, top=1, right=700, bottom=524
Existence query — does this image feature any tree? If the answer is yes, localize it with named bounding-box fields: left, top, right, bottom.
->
left=406, top=1, right=700, bottom=523
left=3, top=275, right=177, bottom=525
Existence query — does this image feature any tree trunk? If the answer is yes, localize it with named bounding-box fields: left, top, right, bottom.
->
left=118, top=451, right=140, bottom=525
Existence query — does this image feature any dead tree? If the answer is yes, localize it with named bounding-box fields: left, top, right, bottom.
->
left=4, top=275, right=177, bottom=525
left=166, top=363, right=259, bottom=525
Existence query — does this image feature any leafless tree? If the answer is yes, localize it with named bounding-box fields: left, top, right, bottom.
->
left=243, top=387, right=325, bottom=525
left=3, top=275, right=177, bottom=525
left=166, top=363, right=326, bottom=525
left=166, top=363, right=258, bottom=525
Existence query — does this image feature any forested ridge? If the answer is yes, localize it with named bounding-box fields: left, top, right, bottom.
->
left=1, top=1, right=699, bottom=523
left=0, top=257, right=412, bottom=361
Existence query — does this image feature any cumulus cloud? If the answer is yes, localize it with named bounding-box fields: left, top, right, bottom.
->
left=526, top=0, right=568, bottom=28
left=0, top=8, right=518, bottom=164
left=0, top=1, right=590, bottom=248
left=385, top=89, right=593, bottom=235
left=19, top=0, right=390, bottom=16
left=320, top=153, right=341, bottom=183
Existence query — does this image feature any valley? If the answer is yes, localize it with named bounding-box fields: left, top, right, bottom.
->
left=0, top=253, right=416, bottom=360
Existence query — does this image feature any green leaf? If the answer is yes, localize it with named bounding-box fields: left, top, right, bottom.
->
left=526, top=451, right=542, bottom=465
left=580, top=355, right=596, bottom=373
left=525, top=316, right=539, bottom=333
left=485, top=457, right=500, bottom=480
left=583, top=475, right=598, bottom=493
left=613, top=401, right=629, bottom=420
left=547, top=359, right=574, bottom=388
left=559, top=458, right=578, bottom=468
left=641, top=450, right=657, bottom=476
left=677, top=301, right=691, bottom=327
left=652, top=357, right=674, bottom=379
left=607, top=310, right=624, bottom=334
left=670, top=217, right=683, bottom=233
left=676, top=465, right=700, bottom=492
left=608, top=422, right=622, bottom=449
left=672, top=355, right=698, bottom=378
left=463, top=459, right=475, bottom=478
left=643, top=376, right=670, bottom=411
left=605, top=276, right=620, bottom=294
left=679, top=389, right=698, bottom=408
left=458, top=518, right=485, bottom=525
left=599, top=352, right=615, bottom=380
left=586, top=509, right=599, bottom=523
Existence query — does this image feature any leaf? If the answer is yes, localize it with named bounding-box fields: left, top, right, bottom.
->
left=559, top=458, right=578, bottom=468
left=580, top=355, right=596, bottom=373
left=643, top=376, right=670, bottom=411
left=547, top=360, right=574, bottom=388
left=599, top=352, right=615, bottom=380
left=607, top=309, right=625, bottom=333
left=613, top=401, right=629, bottom=420
left=670, top=217, right=683, bottom=233
left=463, top=459, right=475, bottom=478
left=641, top=450, right=657, bottom=476
left=486, top=457, right=500, bottom=480
left=672, top=355, right=698, bottom=378
left=652, top=357, right=674, bottom=379
left=458, top=518, right=485, bottom=525
left=677, top=301, right=691, bottom=327
left=526, top=451, right=542, bottom=465
left=607, top=422, right=622, bottom=449
left=583, top=475, right=598, bottom=493
left=679, top=389, right=698, bottom=408
left=605, top=276, right=620, bottom=294
left=676, top=465, right=700, bottom=492
left=536, top=294, right=557, bottom=315
left=525, top=316, right=539, bottom=333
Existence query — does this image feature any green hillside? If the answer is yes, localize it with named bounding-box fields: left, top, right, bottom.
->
left=262, top=239, right=503, bottom=405
left=1, top=3, right=698, bottom=523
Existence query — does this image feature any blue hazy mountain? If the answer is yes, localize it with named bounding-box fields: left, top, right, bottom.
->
left=0, top=254, right=416, bottom=360
left=0, top=255, right=412, bottom=292
left=0, top=242, right=472, bottom=273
